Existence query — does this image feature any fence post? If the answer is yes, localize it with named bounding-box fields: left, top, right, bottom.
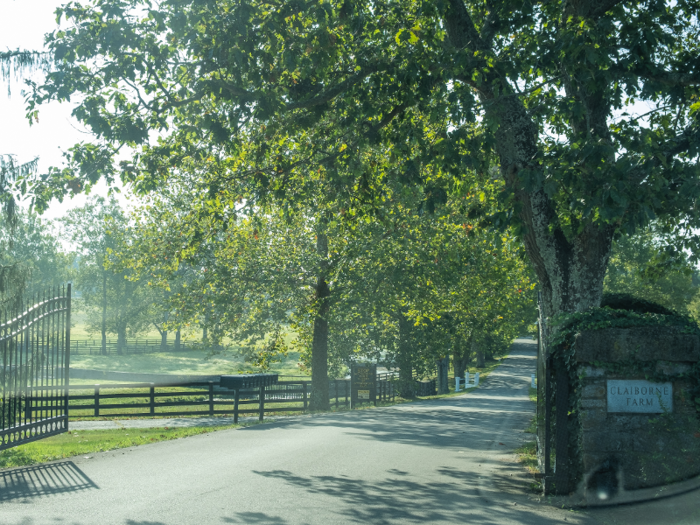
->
left=345, top=381, right=349, bottom=408
left=258, top=385, right=265, bottom=422
left=335, top=380, right=339, bottom=409
left=149, top=384, right=155, bottom=416
left=209, top=382, right=214, bottom=416
left=94, top=385, right=100, bottom=417
left=234, top=388, right=240, bottom=424
left=303, top=382, right=308, bottom=411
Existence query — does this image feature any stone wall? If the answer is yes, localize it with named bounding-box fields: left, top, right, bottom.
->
left=574, top=327, right=700, bottom=491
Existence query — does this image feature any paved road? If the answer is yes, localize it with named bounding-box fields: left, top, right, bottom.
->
left=2, top=339, right=697, bottom=524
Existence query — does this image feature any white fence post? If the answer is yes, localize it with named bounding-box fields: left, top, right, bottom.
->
left=474, top=373, right=480, bottom=387
left=531, top=374, right=536, bottom=388
left=455, top=377, right=461, bottom=392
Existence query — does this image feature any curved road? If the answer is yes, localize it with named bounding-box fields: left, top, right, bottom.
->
left=4, top=339, right=690, bottom=524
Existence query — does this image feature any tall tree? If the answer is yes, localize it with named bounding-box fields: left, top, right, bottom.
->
left=26, top=0, right=700, bottom=320
left=62, top=196, right=153, bottom=353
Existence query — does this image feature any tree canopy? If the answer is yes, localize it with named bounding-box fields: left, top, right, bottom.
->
left=26, top=0, right=700, bottom=317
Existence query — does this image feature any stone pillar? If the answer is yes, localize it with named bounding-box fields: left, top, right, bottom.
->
left=574, top=327, right=700, bottom=493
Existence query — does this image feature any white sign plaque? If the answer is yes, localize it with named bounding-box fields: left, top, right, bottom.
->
left=607, top=380, right=672, bottom=413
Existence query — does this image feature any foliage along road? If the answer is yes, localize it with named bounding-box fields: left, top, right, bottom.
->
left=0, top=339, right=657, bottom=524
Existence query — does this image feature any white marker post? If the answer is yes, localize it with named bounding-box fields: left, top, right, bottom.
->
left=455, top=377, right=461, bottom=392
left=474, top=372, right=480, bottom=387
left=531, top=374, right=536, bottom=389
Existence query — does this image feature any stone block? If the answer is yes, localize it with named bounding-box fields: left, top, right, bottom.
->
left=605, top=414, right=653, bottom=432
left=581, top=398, right=605, bottom=409
left=581, top=383, right=606, bottom=399
left=582, top=431, right=626, bottom=453
left=655, top=361, right=692, bottom=375
left=574, top=328, right=700, bottom=363
left=580, top=409, right=607, bottom=430
left=580, top=365, right=605, bottom=378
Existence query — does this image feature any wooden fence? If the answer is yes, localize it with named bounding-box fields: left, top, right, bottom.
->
left=71, top=339, right=192, bottom=356
left=29, top=378, right=396, bottom=423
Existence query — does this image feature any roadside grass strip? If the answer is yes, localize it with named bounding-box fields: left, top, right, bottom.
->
left=0, top=424, right=253, bottom=470
left=515, top=387, right=541, bottom=492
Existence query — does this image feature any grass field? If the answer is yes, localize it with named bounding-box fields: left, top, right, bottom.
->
left=69, top=314, right=308, bottom=379
left=70, top=349, right=306, bottom=378
left=0, top=424, right=254, bottom=470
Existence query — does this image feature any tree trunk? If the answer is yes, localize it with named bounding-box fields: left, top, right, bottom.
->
left=309, top=231, right=330, bottom=411
left=101, top=270, right=107, bottom=355
left=397, top=312, right=415, bottom=398
left=116, top=324, right=126, bottom=355
left=160, top=312, right=169, bottom=351
left=202, top=312, right=208, bottom=344
left=436, top=356, right=450, bottom=394
left=175, top=329, right=181, bottom=351
left=473, top=338, right=485, bottom=368
left=452, top=335, right=472, bottom=379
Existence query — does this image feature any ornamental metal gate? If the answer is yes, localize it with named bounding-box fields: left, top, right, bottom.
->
left=1, top=285, right=71, bottom=450
left=536, top=290, right=570, bottom=495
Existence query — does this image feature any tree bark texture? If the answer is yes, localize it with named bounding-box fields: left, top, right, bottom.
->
left=309, top=231, right=330, bottom=411
left=397, top=313, right=416, bottom=398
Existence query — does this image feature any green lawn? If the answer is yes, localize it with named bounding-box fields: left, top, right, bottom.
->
left=69, top=316, right=308, bottom=379
left=70, top=349, right=307, bottom=378
left=0, top=424, right=253, bottom=470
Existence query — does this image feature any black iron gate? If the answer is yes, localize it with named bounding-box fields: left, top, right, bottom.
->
left=1, top=285, right=71, bottom=450
left=536, top=290, right=570, bottom=494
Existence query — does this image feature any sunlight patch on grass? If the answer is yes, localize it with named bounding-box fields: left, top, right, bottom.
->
left=0, top=424, right=250, bottom=470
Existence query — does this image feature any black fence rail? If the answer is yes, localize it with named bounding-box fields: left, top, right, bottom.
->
left=51, top=377, right=395, bottom=423
left=1, top=285, right=71, bottom=451
left=71, top=339, right=193, bottom=356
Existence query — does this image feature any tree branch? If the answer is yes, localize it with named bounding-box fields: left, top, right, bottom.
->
left=443, top=0, right=488, bottom=52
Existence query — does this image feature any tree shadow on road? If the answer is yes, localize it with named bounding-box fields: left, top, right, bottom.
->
left=222, top=513, right=288, bottom=524
left=246, top=466, right=573, bottom=525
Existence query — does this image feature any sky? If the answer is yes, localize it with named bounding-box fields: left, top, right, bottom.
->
left=0, top=0, right=130, bottom=224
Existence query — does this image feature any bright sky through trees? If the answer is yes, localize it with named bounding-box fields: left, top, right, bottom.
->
left=0, top=0, right=129, bottom=224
